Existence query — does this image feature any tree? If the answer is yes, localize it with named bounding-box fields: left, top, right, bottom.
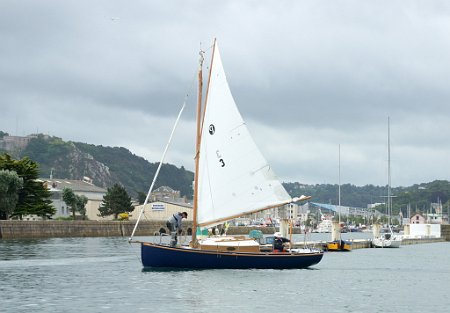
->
left=62, top=187, right=77, bottom=219
left=137, top=191, right=147, bottom=204
left=76, top=195, right=88, bottom=219
left=99, top=184, right=134, bottom=219
left=0, top=153, right=55, bottom=218
left=0, top=170, right=23, bottom=219
left=62, top=187, right=88, bottom=219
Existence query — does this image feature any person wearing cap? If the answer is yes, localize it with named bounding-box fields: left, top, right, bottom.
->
left=166, top=212, right=188, bottom=247
left=273, top=232, right=290, bottom=252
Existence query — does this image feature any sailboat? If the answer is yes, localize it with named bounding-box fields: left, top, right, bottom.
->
left=372, top=117, right=401, bottom=248
left=326, top=144, right=352, bottom=251
left=130, top=40, right=324, bottom=269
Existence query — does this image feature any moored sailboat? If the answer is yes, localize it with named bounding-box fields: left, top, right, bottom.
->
left=327, top=144, right=352, bottom=251
left=316, top=214, right=333, bottom=233
left=372, top=225, right=401, bottom=248
left=130, top=40, right=324, bottom=269
left=372, top=117, right=401, bottom=248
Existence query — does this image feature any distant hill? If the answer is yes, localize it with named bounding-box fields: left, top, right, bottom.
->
left=0, top=132, right=194, bottom=199
left=1, top=131, right=449, bottom=213
left=284, top=180, right=450, bottom=216
left=284, top=182, right=387, bottom=208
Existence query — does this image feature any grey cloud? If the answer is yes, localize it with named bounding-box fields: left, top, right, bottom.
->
left=1, top=0, right=450, bottom=187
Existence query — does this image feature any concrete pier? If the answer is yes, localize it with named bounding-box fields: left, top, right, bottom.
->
left=0, top=220, right=170, bottom=239
left=291, top=239, right=372, bottom=250
left=291, top=237, right=446, bottom=250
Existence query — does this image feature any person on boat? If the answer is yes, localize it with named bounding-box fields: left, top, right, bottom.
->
left=221, top=221, right=229, bottom=235
left=166, top=212, right=188, bottom=247
left=273, top=232, right=290, bottom=252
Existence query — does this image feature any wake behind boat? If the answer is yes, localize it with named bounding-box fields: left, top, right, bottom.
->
left=130, top=39, right=324, bottom=269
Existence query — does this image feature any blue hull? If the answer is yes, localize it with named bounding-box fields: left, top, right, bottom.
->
left=141, top=242, right=324, bottom=269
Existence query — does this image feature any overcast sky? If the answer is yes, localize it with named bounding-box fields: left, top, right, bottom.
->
left=1, top=0, right=449, bottom=187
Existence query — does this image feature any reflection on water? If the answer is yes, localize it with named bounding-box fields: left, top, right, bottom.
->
left=1, top=235, right=449, bottom=313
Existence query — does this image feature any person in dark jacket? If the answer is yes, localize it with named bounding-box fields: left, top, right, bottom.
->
left=166, top=212, right=188, bottom=247
left=273, top=232, right=290, bottom=252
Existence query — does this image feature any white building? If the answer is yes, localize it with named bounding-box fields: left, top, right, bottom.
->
left=404, top=223, right=441, bottom=238
left=131, top=200, right=193, bottom=222
left=42, top=178, right=107, bottom=220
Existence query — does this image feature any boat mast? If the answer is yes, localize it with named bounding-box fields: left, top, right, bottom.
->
left=338, top=144, right=341, bottom=238
left=191, top=47, right=204, bottom=244
left=387, top=116, right=391, bottom=226
left=192, top=39, right=216, bottom=244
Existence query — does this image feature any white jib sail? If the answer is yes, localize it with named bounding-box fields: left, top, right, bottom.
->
left=197, top=43, right=292, bottom=226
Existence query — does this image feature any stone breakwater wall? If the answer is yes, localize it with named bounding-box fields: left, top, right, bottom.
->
left=0, top=221, right=290, bottom=240
left=3, top=221, right=446, bottom=240
left=0, top=220, right=181, bottom=239
left=442, top=224, right=450, bottom=241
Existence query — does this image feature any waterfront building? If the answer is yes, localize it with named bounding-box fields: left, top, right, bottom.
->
left=426, top=213, right=443, bottom=224
left=410, top=213, right=426, bottom=224
left=150, top=186, right=188, bottom=203
left=42, top=178, right=107, bottom=220
left=131, top=200, right=193, bottom=222
left=403, top=223, right=441, bottom=238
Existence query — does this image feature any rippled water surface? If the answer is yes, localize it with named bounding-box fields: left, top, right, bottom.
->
left=1, top=234, right=449, bottom=313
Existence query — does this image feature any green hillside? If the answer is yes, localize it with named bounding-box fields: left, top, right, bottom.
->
left=0, top=133, right=194, bottom=199
left=74, top=142, right=194, bottom=198
left=284, top=181, right=450, bottom=216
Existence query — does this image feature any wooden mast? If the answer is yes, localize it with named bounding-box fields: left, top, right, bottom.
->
left=191, top=39, right=216, bottom=245
left=191, top=47, right=204, bottom=245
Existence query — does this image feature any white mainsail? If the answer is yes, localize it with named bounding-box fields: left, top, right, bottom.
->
left=197, top=43, right=292, bottom=226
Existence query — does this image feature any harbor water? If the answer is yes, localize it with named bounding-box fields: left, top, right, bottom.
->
left=1, top=234, right=449, bottom=313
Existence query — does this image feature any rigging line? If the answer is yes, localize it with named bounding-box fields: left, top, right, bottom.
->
left=128, top=100, right=186, bottom=241
left=126, top=237, right=142, bottom=261
left=200, top=40, right=214, bottom=54
left=128, top=65, right=198, bottom=242
left=128, top=95, right=191, bottom=242
left=251, top=164, right=270, bottom=175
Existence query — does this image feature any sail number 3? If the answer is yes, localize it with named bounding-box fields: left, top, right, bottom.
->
left=210, top=124, right=225, bottom=167
left=216, top=151, right=225, bottom=167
